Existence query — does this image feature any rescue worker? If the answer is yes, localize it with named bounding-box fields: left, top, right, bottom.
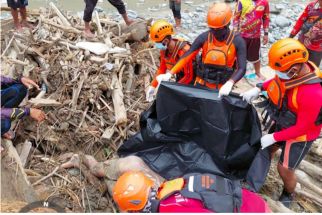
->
left=241, top=38, right=322, bottom=207
left=233, top=0, right=270, bottom=80
left=289, top=0, right=322, bottom=67
left=156, top=3, right=247, bottom=97
left=112, top=171, right=271, bottom=213
left=146, top=20, right=194, bottom=102
left=83, top=0, right=134, bottom=38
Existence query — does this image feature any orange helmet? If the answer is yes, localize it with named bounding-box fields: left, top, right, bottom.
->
left=150, top=20, right=174, bottom=43
left=268, top=38, right=309, bottom=71
left=113, top=171, right=154, bottom=212
left=207, top=3, right=232, bottom=29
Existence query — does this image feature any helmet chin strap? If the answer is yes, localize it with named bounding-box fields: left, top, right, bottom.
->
left=142, top=188, right=159, bottom=213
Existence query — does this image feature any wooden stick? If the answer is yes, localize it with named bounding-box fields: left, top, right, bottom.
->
left=295, top=170, right=322, bottom=196
left=49, top=2, right=71, bottom=27
left=298, top=160, right=322, bottom=181
left=32, top=166, right=59, bottom=186
left=0, top=35, right=15, bottom=58
left=76, top=106, right=89, bottom=132
left=42, top=18, right=80, bottom=34
left=111, top=72, right=127, bottom=125
left=93, top=11, right=103, bottom=35
left=264, top=196, right=294, bottom=213
left=295, top=188, right=322, bottom=207
left=19, top=140, right=32, bottom=168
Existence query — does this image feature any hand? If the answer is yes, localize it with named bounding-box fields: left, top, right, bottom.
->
left=156, top=72, right=172, bottom=84
left=176, top=0, right=181, bottom=3
left=261, top=134, right=276, bottom=150
left=30, top=108, right=46, bottom=123
left=263, top=35, right=268, bottom=45
left=21, top=77, right=40, bottom=90
left=146, top=86, right=156, bottom=102
left=218, top=80, right=234, bottom=98
left=240, top=87, right=261, bottom=103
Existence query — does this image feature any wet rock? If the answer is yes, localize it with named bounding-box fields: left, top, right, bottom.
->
left=274, top=15, right=291, bottom=28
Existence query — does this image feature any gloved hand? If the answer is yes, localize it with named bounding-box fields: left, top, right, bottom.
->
left=218, top=80, right=234, bottom=98
left=240, top=87, right=261, bottom=104
left=261, top=134, right=277, bottom=150
left=146, top=86, right=155, bottom=102
left=156, top=72, right=172, bottom=84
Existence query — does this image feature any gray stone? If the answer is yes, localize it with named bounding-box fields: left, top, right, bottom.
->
left=274, top=16, right=291, bottom=28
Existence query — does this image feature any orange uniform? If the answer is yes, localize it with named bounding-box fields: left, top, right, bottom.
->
left=150, top=39, right=194, bottom=88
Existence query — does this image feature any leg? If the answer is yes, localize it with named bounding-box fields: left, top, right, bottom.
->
left=83, top=0, right=98, bottom=37
left=108, top=0, right=134, bottom=25
left=1, top=84, right=27, bottom=108
left=10, top=8, right=22, bottom=31
left=308, top=49, right=322, bottom=68
left=1, top=118, right=11, bottom=136
left=278, top=140, right=314, bottom=207
left=253, top=60, right=265, bottom=80
left=173, top=1, right=181, bottom=28
left=278, top=163, right=297, bottom=193
left=19, top=6, right=33, bottom=29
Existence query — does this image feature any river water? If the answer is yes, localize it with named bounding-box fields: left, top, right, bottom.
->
left=1, top=0, right=305, bottom=16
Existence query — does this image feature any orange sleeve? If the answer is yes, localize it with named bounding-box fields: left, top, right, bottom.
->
left=170, top=49, right=200, bottom=75
left=176, top=46, right=194, bottom=85
left=151, top=52, right=167, bottom=88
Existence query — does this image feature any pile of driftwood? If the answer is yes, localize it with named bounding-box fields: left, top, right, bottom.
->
left=1, top=3, right=161, bottom=212
left=1, top=3, right=160, bottom=156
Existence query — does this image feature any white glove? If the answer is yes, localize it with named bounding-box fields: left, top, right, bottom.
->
left=261, top=134, right=277, bottom=150
left=146, top=86, right=155, bottom=102
left=156, top=72, right=172, bottom=84
left=240, top=87, right=261, bottom=104
left=219, top=80, right=234, bottom=98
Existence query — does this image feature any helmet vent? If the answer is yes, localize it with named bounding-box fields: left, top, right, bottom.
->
left=275, top=62, right=281, bottom=67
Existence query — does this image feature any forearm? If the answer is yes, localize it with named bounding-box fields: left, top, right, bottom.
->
left=1, top=107, right=30, bottom=120
left=1, top=75, right=20, bottom=85
left=171, top=50, right=198, bottom=75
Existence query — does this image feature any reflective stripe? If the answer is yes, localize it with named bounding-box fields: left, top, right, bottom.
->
left=291, top=87, right=299, bottom=110
left=188, top=176, right=194, bottom=192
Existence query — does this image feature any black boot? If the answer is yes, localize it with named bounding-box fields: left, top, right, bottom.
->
left=279, top=189, right=294, bottom=208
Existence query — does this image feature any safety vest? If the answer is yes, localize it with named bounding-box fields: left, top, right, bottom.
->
left=257, top=61, right=322, bottom=130
left=196, top=31, right=237, bottom=85
left=160, top=39, right=193, bottom=83
left=152, top=173, right=242, bottom=213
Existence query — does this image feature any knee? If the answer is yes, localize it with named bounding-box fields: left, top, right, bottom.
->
left=15, top=84, right=27, bottom=97
left=1, top=119, right=11, bottom=135
left=118, top=156, right=145, bottom=172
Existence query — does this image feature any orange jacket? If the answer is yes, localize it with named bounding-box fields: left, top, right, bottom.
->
left=151, top=39, right=194, bottom=88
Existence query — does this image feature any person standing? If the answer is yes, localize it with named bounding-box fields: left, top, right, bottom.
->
left=146, top=20, right=194, bottom=102
left=289, top=0, right=322, bottom=67
left=169, top=0, right=181, bottom=29
left=157, top=3, right=247, bottom=97
left=7, top=0, right=33, bottom=31
left=233, top=0, right=270, bottom=80
left=241, top=38, right=322, bottom=208
left=83, top=0, right=134, bottom=38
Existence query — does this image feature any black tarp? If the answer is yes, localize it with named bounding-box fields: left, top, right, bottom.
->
left=118, top=82, right=271, bottom=191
